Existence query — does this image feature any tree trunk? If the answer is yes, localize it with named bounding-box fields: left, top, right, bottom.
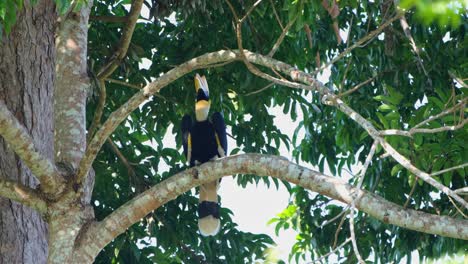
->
left=0, top=1, right=56, bottom=263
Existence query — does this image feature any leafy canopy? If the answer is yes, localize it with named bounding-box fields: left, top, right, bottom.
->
left=1, top=0, right=467, bottom=263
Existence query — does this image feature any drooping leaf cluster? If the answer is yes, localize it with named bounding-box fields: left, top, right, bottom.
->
left=84, top=0, right=468, bottom=263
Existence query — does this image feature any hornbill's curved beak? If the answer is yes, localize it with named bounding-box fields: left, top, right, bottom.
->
left=194, top=73, right=209, bottom=102
left=194, top=74, right=210, bottom=121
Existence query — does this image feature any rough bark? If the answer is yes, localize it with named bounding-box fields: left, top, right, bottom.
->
left=73, top=154, right=468, bottom=263
left=47, top=4, right=94, bottom=263
left=0, top=1, right=56, bottom=263
left=54, top=1, right=94, bottom=205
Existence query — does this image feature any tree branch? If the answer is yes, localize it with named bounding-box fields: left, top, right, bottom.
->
left=97, top=0, right=144, bottom=79
left=0, top=178, right=47, bottom=213
left=338, top=75, right=378, bottom=97
left=268, top=14, right=297, bottom=57
left=393, top=0, right=428, bottom=78
left=244, top=82, right=274, bottom=96
left=410, top=99, right=466, bottom=131
left=310, top=238, right=351, bottom=263
left=454, top=187, right=468, bottom=195
left=349, top=208, right=364, bottom=263
left=380, top=117, right=467, bottom=137
left=239, top=0, right=264, bottom=23
left=331, top=99, right=468, bottom=209
left=105, top=78, right=143, bottom=90
left=89, top=15, right=128, bottom=23
left=77, top=48, right=466, bottom=210
left=0, top=101, right=64, bottom=194
left=312, top=13, right=403, bottom=75
left=73, top=154, right=468, bottom=262
left=88, top=0, right=143, bottom=144
left=431, top=163, right=468, bottom=177
left=269, top=0, right=284, bottom=30
left=410, top=118, right=467, bottom=134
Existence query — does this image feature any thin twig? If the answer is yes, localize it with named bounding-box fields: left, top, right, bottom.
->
left=403, top=178, right=418, bottom=208
left=393, top=0, right=428, bottom=78
left=410, top=118, right=468, bottom=134
left=447, top=195, right=467, bottom=218
left=268, top=15, right=298, bottom=57
left=106, top=78, right=143, bottom=89
left=269, top=0, right=284, bottom=30
left=338, top=75, right=378, bottom=97
left=321, top=206, right=350, bottom=227
left=453, top=187, right=468, bottom=195
left=107, top=139, right=136, bottom=177
left=333, top=213, right=347, bottom=248
left=240, top=0, right=264, bottom=23
left=309, top=238, right=351, bottom=263
left=226, top=0, right=316, bottom=92
left=304, top=24, right=313, bottom=48
left=339, top=57, right=353, bottom=91
left=355, top=141, right=378, bottom=188
left=347, top=141, right=377, bottom=263
left=410, top=99, right=466, bottom=131
left=349, top=208, right=365, bottom=263
left=448, top=71, right=468, bottom=88
left=379, top=98, right=466, bottom=137
left=244, top=83, right=275, bottom=96
left=312, top=13, right=403, bottom=75
left=431, top=163, right=468, bottom=177
left=105, top=78, right=175, bottom=103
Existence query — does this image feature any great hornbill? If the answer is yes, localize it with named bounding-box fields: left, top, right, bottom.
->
left=181, top=74, right=227, bottom=236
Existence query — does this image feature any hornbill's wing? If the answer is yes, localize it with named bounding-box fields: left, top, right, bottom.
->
left=181, top=114, right=192, bottom=161
left=211, top=112, right=227, bottom=157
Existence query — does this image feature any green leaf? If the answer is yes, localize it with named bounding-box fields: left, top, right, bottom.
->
left=378, top=104, right=397, bottom=112
left=391, top=164, right=402, bottom=177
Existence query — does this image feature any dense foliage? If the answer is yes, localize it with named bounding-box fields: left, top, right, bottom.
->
left=1, top=0, right=466, bottom=263
left=88, top=1, right=467, bottom=262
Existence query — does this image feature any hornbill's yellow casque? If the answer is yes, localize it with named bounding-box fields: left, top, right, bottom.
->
left=181, top=74, right=228, bottom=236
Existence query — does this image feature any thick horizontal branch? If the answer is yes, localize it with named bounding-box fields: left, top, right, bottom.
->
left=0, top=101, right=64, bottom=194
left=74, top=154, right=468, bottom=262
left=0, top=178, right=47, bottom=213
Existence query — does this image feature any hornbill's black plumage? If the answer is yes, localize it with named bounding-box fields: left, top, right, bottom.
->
left=181, top=74, right=227, bottom=236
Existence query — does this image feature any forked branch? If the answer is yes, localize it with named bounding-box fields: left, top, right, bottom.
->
left=0, top=101, right=64, bottom=194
